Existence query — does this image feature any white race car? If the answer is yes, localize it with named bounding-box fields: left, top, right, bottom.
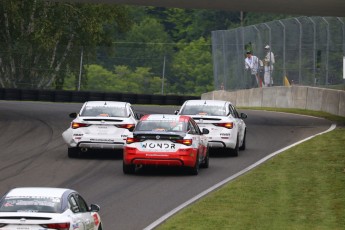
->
left=62, top=101, right=139, bottom=158
left=176, top=100, right=247, bottom=156
left=0, top=187, right=102, bottom=230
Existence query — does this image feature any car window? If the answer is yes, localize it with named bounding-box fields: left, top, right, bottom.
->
left=229, top=104, right=239, bottom=118
left=80, top=106, right=128, bottom=117
left=180, top=104, right=227, bottom=116
left=76, top=195, right=88, bottom=213
left=0, top=196, right=61, bottom=213
left=69, top=196, right=80, bottom=213
left=187, top=121, right=197, bottom=134
left=136, top=121, right=186, bottom=132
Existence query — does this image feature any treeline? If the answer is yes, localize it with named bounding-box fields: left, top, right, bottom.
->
left=0, top=1, right=289, bottom=95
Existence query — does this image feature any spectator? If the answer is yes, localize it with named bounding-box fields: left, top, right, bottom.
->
left=263, top=45, right=275, bottom=87
left=244, top=51, right=261, bottom=88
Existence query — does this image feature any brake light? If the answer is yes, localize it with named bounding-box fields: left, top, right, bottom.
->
left=40, top=223, right=70, bottom=230
left=72, top=122, right=90, bottom=129
left=213, top=122, right=234, bottom=129
left=175, top=139, right=193, bottom=146
left=115, top=124, right=135, bottom=131
left=126, top=137, right=141, bottom=144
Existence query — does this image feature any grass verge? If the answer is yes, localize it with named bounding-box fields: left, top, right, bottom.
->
left=157, top=109, right=345, bottom=230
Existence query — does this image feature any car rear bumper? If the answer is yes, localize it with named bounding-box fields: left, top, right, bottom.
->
left=124, top=147, right=197, bottom=167
left=78, top=142, right=124, bottom=149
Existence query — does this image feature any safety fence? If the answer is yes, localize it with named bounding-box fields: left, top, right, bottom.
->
left=212, top=16, right=345, bottom=90
left=0, top=88, right=199, bottom=105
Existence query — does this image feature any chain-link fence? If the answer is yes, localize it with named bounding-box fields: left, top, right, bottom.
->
left=212, top=16, right=345, bottom=90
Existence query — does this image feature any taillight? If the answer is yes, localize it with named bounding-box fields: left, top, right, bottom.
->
left=72, top=122, right=90, bottom=129
left=115, top=124, right=135, bottom=131
left=175, top=139, right=193, bottom=146
left=40, top=223, right=70, bottom=230
left=213, top=122, right=234, bottom=129
left=126, top=137, right=141, bottom=144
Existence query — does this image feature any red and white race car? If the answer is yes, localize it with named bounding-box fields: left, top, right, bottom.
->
left=123, top=114, right=210, bottom=175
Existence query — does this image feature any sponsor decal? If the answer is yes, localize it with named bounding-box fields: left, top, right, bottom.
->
left=90, top=138, right=113, bottom=142
left=141, top=142, right=176, bottom=149
left=220, top=133, right=231, bottom=136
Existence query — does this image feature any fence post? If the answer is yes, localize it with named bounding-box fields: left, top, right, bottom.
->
left=308, top=17, right=317, bottom=85
left=278, top=20, right=287, bottom=80
left=294, top=18, right=303, bottom=84
left=322, top=17, right=330, bottom=85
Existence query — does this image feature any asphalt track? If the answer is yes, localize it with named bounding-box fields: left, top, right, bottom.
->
left=0, top=101, right=333, bottom=229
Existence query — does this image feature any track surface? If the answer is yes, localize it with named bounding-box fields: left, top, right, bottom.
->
left=0, top=101, right=333, bottom=229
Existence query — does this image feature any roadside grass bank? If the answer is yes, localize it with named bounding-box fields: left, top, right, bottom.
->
left=157, top=109, right=345, bottom=230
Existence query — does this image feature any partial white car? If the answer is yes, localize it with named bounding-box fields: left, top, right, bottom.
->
left=0, top=187, right=102, bottom=230
left=62, top=101, right=139, bottom=158
left=176, top=100, right=247, bottom=156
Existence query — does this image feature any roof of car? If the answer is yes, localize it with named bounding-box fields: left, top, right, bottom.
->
left=83, top=101, right=129, bottom=107
left=5, top=187, right=73, bottom=198
left=184, top=100, right=230, bottom=106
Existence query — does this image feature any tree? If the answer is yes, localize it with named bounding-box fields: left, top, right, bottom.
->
left=0, top=0, right=130, bottom=89
left=169, top=37, right=213, bottom=95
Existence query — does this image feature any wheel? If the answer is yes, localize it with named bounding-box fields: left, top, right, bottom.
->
left=231, top=137, right=239, bottom=157
left=123, top=161, right=135, bottom=174
left=239, top=130, right=246, bottom=151
left=68, top=147, right=80, bottom=158
left=200, top=148, right=209, bottom=168
left=188, top=154, right=200, bottom=175
left=98, top=223, right=103, bottom=230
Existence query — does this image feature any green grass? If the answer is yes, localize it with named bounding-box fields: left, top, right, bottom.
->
left=157, top=110, right=345, bottom=230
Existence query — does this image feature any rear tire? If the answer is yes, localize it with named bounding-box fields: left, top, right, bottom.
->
left=188, top=154, right=200, bottom=175
left=239, top=130, right=246, bottom=151
left=68, top=147, right=80, bottom=158
left=200, top=148, right=209, bottom=168
left=123, top=161, right=135, bottom=174
left=231, top=137, right=239, bottom=157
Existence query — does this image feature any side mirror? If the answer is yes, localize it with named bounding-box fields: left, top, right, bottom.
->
left=174, top=110, right=179, bottom=115
left=240, top=113, right=248, bottom=119
left=69, top=112, right=78, bottom=118
left=202, top=128, right=209, bottom=134
left=90, top=204, right=100, bottom=212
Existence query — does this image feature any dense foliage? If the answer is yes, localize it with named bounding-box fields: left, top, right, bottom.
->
left=0, top=1, right=288, bottom=95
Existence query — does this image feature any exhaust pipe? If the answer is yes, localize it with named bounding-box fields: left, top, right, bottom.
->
left=81, top=147, right=88, bottom=152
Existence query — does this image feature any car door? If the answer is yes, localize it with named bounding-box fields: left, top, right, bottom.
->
left=68, top=195, right=86, bottom=230
left=75, top=194, right=96, bottom=230
left=229, top=104, right=245, bottom=140
left=189, top=119, right=207, bottom=160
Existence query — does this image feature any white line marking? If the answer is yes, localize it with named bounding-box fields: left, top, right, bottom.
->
left=143, top=123, right=337, bottom=230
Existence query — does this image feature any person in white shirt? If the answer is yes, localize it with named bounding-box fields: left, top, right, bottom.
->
left=244, top=51, right=261, bottom=88
left=263, top=45, right=275, bottom=87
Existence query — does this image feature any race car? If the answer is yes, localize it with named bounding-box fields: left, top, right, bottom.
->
left=0, top=187, right=102, bottom=230
left=62, top=101, right=139, bottom=158
left=123, top=114, right=210, bottom=175
left=176, top=100, right=247, bottom=156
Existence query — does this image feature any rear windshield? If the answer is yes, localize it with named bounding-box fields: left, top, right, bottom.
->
left=80, top=105, right=128, bottom=117
left=0, top=196, right=61, bottom=213
left=136, top=121, right=187, bottom=132
left=180, top=105, right=227, bottom=116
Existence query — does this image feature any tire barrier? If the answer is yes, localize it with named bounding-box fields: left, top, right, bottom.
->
left=0, top=88, right=200, bottom=105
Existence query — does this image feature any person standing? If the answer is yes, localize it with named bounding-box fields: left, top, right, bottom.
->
left=244, top=51, right=261, bottom=88
left=263, top=45, right=275, bottom=87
